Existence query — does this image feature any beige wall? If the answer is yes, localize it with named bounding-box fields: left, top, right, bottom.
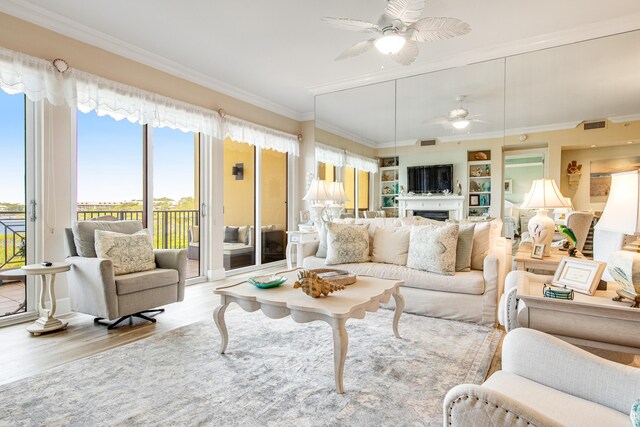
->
left=561, top=143, right=640, bottom=212
left=223, top=138, right=255, bottom=227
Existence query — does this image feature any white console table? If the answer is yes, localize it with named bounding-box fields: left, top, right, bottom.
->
left=397, top=195, right=465, bottom=220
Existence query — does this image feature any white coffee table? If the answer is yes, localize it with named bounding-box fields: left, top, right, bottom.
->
left=213, top=270, right=405, bottom=393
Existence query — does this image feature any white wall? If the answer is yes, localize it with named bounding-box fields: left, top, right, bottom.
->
left=504, top=163, right=544, bottom=204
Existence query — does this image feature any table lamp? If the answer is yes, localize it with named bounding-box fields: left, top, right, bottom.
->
left=326, top=181, right=350, bottom=221
left=595, top=170, right=640, bottom=306
left=520, top=179, right=571, bottom=256
left=303, top=179, right=331, bottom=229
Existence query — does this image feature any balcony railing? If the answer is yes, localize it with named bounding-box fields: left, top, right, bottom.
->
left=77, top=209, right=199, bottom=250
left=0, top=209, right=199, bottom=271
left=0, top=212, right=25, bottom=271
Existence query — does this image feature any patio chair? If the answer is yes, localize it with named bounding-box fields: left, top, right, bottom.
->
left=64, top=220, right=186, bottom=329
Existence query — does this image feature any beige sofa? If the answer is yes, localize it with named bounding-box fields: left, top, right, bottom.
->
left=444, top=328, right=639, bottom=426
left=302, top=218, right=511, bottom=326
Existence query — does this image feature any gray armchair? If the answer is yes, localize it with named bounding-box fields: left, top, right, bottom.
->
left=64, top=220, right=187, bottom=329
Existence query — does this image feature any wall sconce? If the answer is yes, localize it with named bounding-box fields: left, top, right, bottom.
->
left=232, top=163, right=244, bottom=180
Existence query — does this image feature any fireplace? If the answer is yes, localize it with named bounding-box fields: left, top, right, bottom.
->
left=413, top=210, right=450, bottom=221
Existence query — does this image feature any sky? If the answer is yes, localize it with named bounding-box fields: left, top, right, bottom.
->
left=1, top=90, right=197, bottom=204
left=0, top=91, right=25, bottom=204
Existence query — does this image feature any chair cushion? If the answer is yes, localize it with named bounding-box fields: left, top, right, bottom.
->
left=483, top=371, right=629, bottom=427
left=115, top=268, right=179, bottom=295
left=72, top=220, right=143, bottom=257
left=301, top=257, right=485, bottom=295
left=95, top=229, right=156, bottom=276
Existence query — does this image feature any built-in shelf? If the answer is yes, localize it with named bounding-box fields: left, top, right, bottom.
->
left=467, top=151, right=492, bottom=218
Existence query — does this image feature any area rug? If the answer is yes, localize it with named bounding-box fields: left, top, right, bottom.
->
left=0, top=309, right=501, bottom=426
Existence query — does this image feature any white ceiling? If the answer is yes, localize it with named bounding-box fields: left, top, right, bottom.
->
left=2, top=0, right=640, bottom=120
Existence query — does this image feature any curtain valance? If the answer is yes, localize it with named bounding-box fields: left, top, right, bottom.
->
left=315, top=143, right=345, bottom=167
left=346, top=152, right=378, bottom=174
left=223, top=115, right=299, bottom=156
left=0, top=46, right=299, bottom=155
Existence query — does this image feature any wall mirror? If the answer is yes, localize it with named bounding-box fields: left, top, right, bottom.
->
left=314, top=29, right=640, bottom=228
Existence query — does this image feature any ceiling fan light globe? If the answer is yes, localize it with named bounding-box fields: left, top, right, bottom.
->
left=452, top=119, right=470, bottom=130
left=374, top=34, right=406, bottom=55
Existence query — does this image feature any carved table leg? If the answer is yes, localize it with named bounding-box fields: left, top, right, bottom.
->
left=392, top=290, right=404, bottom=339
left=213, top=303, right=229, bottom=354
left=332, top=319, right=349, bottom=394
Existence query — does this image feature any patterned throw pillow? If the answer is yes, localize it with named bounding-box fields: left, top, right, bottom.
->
left=632, top=399, right=640, bottom=427
left=406, top=224, right=459, bottom=275
left=95, top=229, right=156, bottom=276
left=325, top=223, right=370, bottom=265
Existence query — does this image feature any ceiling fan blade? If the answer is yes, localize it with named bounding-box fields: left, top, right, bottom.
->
left=409, top=17, right=471, bottom=43
left=335, top=39, right=376, bottom=61
left=321, top=17, right=379, bottom=33
left=470, top=119, right=489, bottom=124
left=384, top=0, right=425, bottom=24
left=423, top=117, right=449, bottom=125
left=389, top=40, right=419, bottom=66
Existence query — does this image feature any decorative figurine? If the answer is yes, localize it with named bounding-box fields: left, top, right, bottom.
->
left=456, top=180, right=463, bottom=195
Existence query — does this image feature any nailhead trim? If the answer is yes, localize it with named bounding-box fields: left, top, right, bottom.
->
left=447, top=394, right=532, bottom=426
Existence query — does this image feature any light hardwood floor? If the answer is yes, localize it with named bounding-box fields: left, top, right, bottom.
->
left=0, top=265, right=503, bottom=387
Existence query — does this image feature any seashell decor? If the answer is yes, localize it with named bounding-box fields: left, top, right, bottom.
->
left=294, top=270, right=345, bottom=298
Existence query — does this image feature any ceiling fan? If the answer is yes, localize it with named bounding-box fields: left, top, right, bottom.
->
left=322, top=0, right=471, bottom=66
left=427, top=96, right=487, bottom=130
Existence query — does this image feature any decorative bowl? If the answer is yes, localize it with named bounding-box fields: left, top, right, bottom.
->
left=248, top=275, right=287, bottom=289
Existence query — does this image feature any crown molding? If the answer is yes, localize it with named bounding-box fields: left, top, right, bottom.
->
left=0, top=0, right=305, bottom=121
left=609, top=114, right=640, bottom=123
left=309, top=13, right=640, bottom=96
left=314, top=120, right=379, bottom=148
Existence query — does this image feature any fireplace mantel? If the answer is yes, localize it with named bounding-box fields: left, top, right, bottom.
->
left=397, top=195, right=465, bottom=220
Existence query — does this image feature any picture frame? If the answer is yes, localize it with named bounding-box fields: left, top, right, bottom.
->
left=469, top=194, right=480, bottom=206
left=531, top=243, right=545, bottom=259
left=504, top=179, right=513, bottom=194
left=299, top=210, right=311, bottom=224
left=552, top=257, right=606, bottom=295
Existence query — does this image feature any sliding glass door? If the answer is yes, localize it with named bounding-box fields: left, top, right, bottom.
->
left=260, top=149, right=287, bottom=264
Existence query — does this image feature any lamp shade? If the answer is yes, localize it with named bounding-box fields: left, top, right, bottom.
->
left=327, top=182, right=350, bottom=203
left=520, top=179, right=570, bottom=210
left=596, top=170, right=640, bottom=235
left=303, top=179, right=331, bottom=202
left=554, top=197, right=574, bottom=215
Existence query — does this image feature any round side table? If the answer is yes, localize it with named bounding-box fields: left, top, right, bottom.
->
left=22, top=262, right=71, bottom=336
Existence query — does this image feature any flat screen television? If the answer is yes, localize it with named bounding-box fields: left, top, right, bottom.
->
left=407, top=164, right=453, bottom=194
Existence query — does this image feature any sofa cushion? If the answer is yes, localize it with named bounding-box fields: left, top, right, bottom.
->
left=301, top=256, right=485, bottom=295
left=449, top=218, right=502, bottom=270
left=326, top=223, right=370, bottom=265
left=483, top=371, right=629, bottom=427
left=224, top=226, right=239, bottom=243
left=95, top=229, right=156, bottom=276
left=72, top=220, right=143, bottom=257
left=355, top=218, right=402, bottom=255
left=400, top=216, right=443, bottom=227
left=372, top=226, right=410, bottom=265
left=115, top=268, right=179, bottom=295
left=455, top=224, right=475, bottom=272
left=407, top=224, right=459, bottom=275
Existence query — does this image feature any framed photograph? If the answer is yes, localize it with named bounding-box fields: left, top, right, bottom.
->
left=299, top=210, right=310, bottom=224
left=469, top=194, right=480, bottom=206
left=552, top=257, right=606, bottom=295
left=531, top=243, right=545, bottom=259
left=504, top=179, right=513, bottom=194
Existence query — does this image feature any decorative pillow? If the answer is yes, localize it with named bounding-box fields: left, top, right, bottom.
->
left=94, top=229, right=156, bottom=276
left=455, top=224, right=475, bottom=272
left=406, top=224, right=459, bottom=275
left=72, top=220, right=143, bottom=258
left=631, top=399, right=640, bottom=427
left=325, top=223, right=370, bottom=265
left=372, top=226, right=410, bottom=266
left=400, top=216, right=444, bottom=227
left=356, top=218, right=403, bottom=255
left=224, top=226, right=239, bottom=243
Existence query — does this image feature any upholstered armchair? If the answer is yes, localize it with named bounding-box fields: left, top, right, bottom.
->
left=444, top=328, right=640, bottom=426
left=64, top=220, right=187, bottom=329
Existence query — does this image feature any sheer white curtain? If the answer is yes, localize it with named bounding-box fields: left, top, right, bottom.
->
left=346, top=151, right=378, bottom=174
left=223, top=115, right=299, bottom=156
left=315, top=143, right=345, bottom=167
left=0, top=45, right=299, bottom=153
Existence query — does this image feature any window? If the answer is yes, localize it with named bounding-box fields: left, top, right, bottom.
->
left=317, top=161, right=371, bottom=215
left=76, top=111, right=203, bottom=279
left=0, top=91, right=27, bottom=318
left=317, top=162, right=335, bottom=182
left=358, top=170, right=370, bottom=210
